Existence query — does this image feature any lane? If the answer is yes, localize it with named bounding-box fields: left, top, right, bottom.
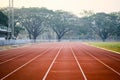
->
left=0, top=46, right=28, bottom=56
left=0, top=42, right=120, bottom=80
left=71, top=47, right=87, bottom=80
left=1, top=43, right=63, bottom=80
left=0, top=48, right=34, bottom=64
left=0, top=48, right=26, bottom=59
left=44, top=43, right=85, bottom=80
left=81, top=44, right=120, bottom=73
left=0, top=43, right=50, bottom=62
left=42, top=45, right=63, bottom=80
left=0, top=44, right=51, bottom=79
left=84, top=43, right=120, bottom=61
left=0, top=43, right=51, bottom=64
left=0, top=43, right=51, bottom=63
left=86, top=43, right=120, bottom=60
left=71, top=42, right=120, bottom=80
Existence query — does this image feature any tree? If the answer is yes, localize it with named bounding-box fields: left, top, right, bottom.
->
left=0, top=11, right=8, bottom=26
left=1, top=8, right=24, bottom=39
left=21, top=14, right=45, bottom=40
left=14, top=25, right=24, bottom=38
left=16, top=8, right=53, bottom=41
left=79, top=10, right=94, bottom=17
left=74, top=17, right=93, bottom=39
left=89, top=13, right=118, bottom=41
left=49, top=11, right=76, bottom=41
left=111, top=12, right=120, bottom=40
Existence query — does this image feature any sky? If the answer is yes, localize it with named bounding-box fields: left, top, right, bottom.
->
left=0, top=0, right=120, bottom=16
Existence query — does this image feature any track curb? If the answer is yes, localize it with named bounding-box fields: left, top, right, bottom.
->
left=83, top=43, right=120, bottom=55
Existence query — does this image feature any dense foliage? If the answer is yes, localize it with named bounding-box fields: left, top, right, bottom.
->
left=1, top=8, right=120, bottom=41
left=0, top=11, right=8, bottom=26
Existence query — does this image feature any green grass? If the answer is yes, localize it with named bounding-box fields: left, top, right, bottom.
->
left=88, top=42, right=120, bottom=53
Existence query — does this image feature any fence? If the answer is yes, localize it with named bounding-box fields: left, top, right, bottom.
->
left=0, top=40, right=33, bottom=46
left=0, top=39, right=59, bottom=46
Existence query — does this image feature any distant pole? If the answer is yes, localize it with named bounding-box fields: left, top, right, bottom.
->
left=11, top=0, right=14, bottom=39
left=8, top=0, right=10, bottom=31
left=8, top=0, right=14, bottom=39
left=7, top=0, right=11, bottom=39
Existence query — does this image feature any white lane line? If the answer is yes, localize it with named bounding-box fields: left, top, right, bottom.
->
left=0, top=48, right=29, bottom=57
left=82, top=45, right=120, bottom=61
left=102, top=53, right=120, bottom=61
left=84, top=43, right=120, bottom=54
left=0, top=51, right=21, bottom=57
left=71, top=47, right=87, bottom=80
left=84, top=43, right=120, bottom=61
left=0, top=48, right=50, bottom=80
left=0, top=53, right=12, bottom=57
left=0, top=49, right=33, bottom=65
left=42, top=46, right=63, bottom=80
left=85, top=50, right=120, bottom=76
left=0, top=54, right=25, bottom=65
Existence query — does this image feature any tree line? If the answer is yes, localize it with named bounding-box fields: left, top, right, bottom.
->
left=0, top=11, right=8, bottom=27
left=0, top=8, right=120, bottom=41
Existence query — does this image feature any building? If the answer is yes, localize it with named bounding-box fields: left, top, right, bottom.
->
left=0, top=25, right=11, bottom=40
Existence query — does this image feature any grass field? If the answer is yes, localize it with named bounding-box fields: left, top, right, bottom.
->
left=88, top=42, right=120, bottom=53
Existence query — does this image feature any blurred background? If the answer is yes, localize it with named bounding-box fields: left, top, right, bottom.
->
left=0, top=0, right=120, bottom=45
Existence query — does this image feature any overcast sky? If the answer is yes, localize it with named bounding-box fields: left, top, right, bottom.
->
left=0, top=0, right=120, bottom=15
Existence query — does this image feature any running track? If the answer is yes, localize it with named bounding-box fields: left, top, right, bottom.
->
left=0, top=42, right=120, bottom=80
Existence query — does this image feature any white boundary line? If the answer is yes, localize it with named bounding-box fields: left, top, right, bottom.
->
left=0, top=48, right=50, bottom=80
left=0, top=49, right=25, bottom=57
left=0, top=48, right=47, bottom=65
left=83, top=43, right=120, bottom=61
left=42, top=46, right=63, bottom=80
left=0, top=49, right=33, bottom=64
left=0, top=53, right=25, bottom=65
left=84, top=43, right=120, bottom=54
left=0, top=53, right=15, bottom=57
left=84, top=49, right=120, bottom=76
left=71, top=47, right=87, bottom=80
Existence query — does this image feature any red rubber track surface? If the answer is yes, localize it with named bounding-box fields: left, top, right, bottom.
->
left=0, top=42, right=120, bottom=80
